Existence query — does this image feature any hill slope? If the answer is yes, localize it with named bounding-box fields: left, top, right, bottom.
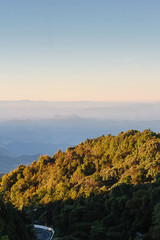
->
left=2, top=129, right=160, bottom=239
left=0, top=199, right=35, bottom=240
left=1, top=129, right=160, bottom=206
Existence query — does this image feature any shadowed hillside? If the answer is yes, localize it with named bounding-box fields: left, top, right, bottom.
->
left=2, top=129, right=160, bottom=239
left=0, top=199, right=35, bottom=240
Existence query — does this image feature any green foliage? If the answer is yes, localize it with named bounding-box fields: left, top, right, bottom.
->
left=25, top=180, right=160, bottom=240
left=0, top=236, right=10, bottom=240
left=2, top=129, right=160, bottom=209
left=0, top=199, right=35, bottom=240
left=2, top=129, right=160, bottom=239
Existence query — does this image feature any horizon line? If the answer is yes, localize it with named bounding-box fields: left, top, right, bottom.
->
left=0, top=99, right=160, bottom=104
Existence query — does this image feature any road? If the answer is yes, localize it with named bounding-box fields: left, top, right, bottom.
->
left=34, top=225, right=55, bottom=240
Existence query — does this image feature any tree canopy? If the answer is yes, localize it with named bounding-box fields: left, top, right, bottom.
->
left=2, top=129, right=160, bottom=239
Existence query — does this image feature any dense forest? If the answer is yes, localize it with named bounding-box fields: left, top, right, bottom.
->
left=0, top=198, right=35, bottom=240
left=1, top=129, right=160, bottom=239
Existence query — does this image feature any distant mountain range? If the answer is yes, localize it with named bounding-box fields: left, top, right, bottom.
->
left=0, top=118, right=160, bottom=172
left=0, top=172, right=4, bottom=178
left=0, top=100, right=160, bottom=121
left=0, top=101, right=160, bottom=172
left=0, top=150, right=40, bottom=173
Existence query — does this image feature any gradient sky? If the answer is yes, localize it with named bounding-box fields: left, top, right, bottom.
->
left=0, top=0, right=160, bottom=101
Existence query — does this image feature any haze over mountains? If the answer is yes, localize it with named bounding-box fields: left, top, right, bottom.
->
left=0, top=101, right=160, bottom=172
left=1, top=100, right=160, bottom=121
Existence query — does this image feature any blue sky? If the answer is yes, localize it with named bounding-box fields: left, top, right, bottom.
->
left=0, top=0, right=160, bottom=101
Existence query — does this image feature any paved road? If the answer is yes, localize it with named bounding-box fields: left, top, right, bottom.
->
left=34, top=225, right=54, bottom=240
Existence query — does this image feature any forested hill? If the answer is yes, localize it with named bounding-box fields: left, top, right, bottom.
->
left=0, top=199, right=35, bottom=240
left=1, top=129, right=160, bottom=208
left=2, top=129, right=160, bottom=239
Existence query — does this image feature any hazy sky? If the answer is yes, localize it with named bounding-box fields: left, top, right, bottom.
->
left=0, top=0, right=160, bottom=101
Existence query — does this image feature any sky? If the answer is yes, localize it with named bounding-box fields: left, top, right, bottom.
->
left=0, top=0, right=160, bottom=102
